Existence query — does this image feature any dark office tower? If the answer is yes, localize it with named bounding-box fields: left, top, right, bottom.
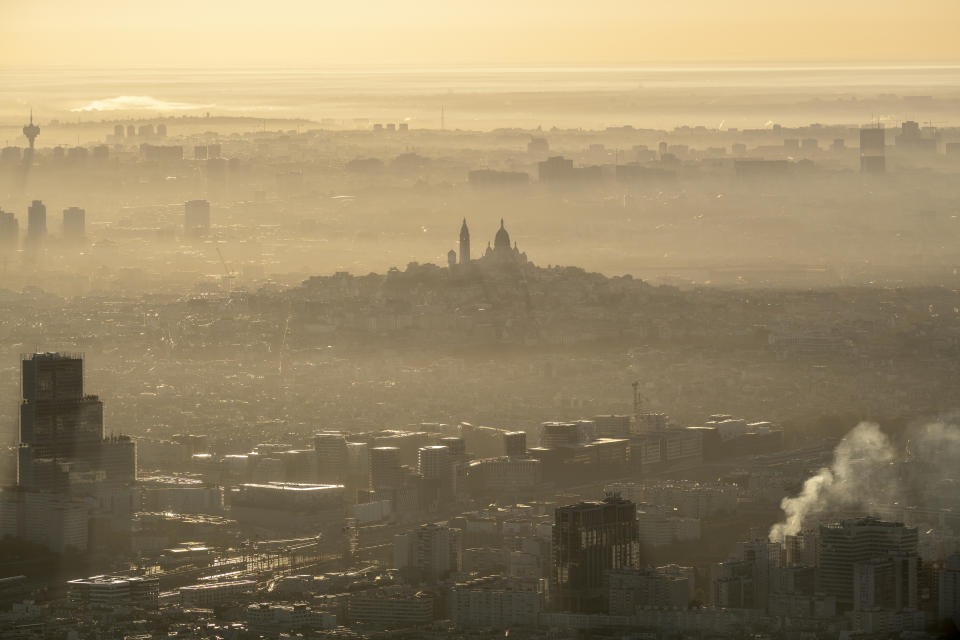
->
left=859, top=125, right=886, bottom=174
left=439, top=436, right=466, bottom=461
left=62, top=207, right=85, bottom=239
left=418, top=445, right=452, bottom=481
left=19, top=353, right=103, bottom=463
left=126, top=125, right=136, bottom=138
left=26, top=200, right=46, bottom=241
left=113, top=124, right=125, bottom=138
left=184, top=199, right=211, bottom=236
left=194, top=145, right=208, bottom=160
left=552, top=494, right=640, bottom=612
left=504, top=431, right=527, bottom=457
left=459, top=218, right=470, bottom=264
left=369, top=446, right=402, bottom=493
left=418, top=445, right=454, bottom=507
left=156, top=123, right=167, bottom=137
left=819, top=518, right=918, bottom=609
left=314, top=431, right=347, bottom=484
left=0, top=210, right=18, bottom=248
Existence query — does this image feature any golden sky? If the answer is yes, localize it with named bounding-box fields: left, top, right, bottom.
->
left=2, top=0, right=959, bottom=67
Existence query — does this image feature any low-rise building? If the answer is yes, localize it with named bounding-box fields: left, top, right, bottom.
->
left=449, top=575, right=543, bottom=629
left=67, top=575, right=159, bottom=610
left=179, top=580, right=256, bottom=608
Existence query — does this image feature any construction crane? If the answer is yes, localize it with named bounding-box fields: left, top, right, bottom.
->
left=215, top=246, right=235, bottom=292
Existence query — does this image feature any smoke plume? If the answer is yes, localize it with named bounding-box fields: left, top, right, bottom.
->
left=769, top=422, right=897, bottom=542
left=769, top=419, right=960, bottom=542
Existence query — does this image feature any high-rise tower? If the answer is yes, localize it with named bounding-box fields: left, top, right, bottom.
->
left=19, top=353, right=102, bottom=462
left=552, top=494, right=640, bottom=612
left=819, top=517, right=918, bottom=608
left=459, top=218, right=470, bottom=264
left=26, top=200, right=47, bottom=241
left=17, top=352, right=136, bottom=489
left=22, top=110, right=40, bottom=151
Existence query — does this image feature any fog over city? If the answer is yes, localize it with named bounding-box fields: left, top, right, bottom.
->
left=2, top=2, right=960, bottom=639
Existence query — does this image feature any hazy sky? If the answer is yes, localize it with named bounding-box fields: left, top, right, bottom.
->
left=3, top=0, right=960, bottom=67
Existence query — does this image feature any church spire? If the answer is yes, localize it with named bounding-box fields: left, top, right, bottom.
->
left=459, top=218, right=471, bottom=264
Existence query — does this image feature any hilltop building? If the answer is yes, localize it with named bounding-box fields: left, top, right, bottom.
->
left=450, top=218, right=527, bottom=267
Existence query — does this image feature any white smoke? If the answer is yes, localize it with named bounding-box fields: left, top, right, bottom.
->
left=769, top=419, right=960, bottom=542
left=769, top=422, right=897, bottom=542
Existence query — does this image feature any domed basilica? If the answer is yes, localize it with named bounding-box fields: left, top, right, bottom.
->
left=448, top=218, right=527, bottom=268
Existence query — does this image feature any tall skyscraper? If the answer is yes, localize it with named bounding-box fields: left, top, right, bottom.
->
left=819, top=518, right=918, bottom=608
left=314, top=431, right=347, bottom=484
left=19, top=353, right=101, bottom=462
left=552, top=494, right=640, bottom=612
left=459, top=218, right=470, bottom=264
left=5, top=353, right=137, bottom=553
left=504, top=431, right=527, bottom=457
left=418, top=445, right=452, bottom=480
left=0, top=209, right=18, bottom=248
left=939, top=553, right=960, bottom=624
left=26, top=200, right=47, bottom=242
left=860, top=125, right=886, bottom=174
left=418, top=444, right=454, bottom=508
left=17, top=353, right=136, bottom=487
left=369, top=446, right=402, bottom=495
left=62, top=207, right=85, bottom=239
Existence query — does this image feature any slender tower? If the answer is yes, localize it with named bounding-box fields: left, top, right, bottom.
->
left=22, top=110, right=40, bottom=151
left=459, top=218, right=470, bottom=264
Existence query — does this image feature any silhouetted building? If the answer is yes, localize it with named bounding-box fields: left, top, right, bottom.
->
left=459, top=218, right=470, bottom=264
left=418, top=445, right=454, bottom=508
left=504, top=431, right=527, bottom=457
left=62, top=207, right=85, bottom=239
left=22, top=110, right=40, bottom=152
left=26, top=200, right=46, bottom=242
left=314, top=431, right=347, bottom=485
left=370, top=446, right=402, bottom=495
left=19, top=353, right=102, bottom=466
left=819, top=518, right=918, bottom=608
left=853, top=552, right=919, bottom=612
left=4, top=353, right=137, bottom=553
left=552, top=494, right=640, bottom=612
left=860, top=126, right=886, bottom=174
left=940, top=554, right=960, bottom=625
left=538, top=156, right=574, bottom=183
left=0, top=209, right=18, bottom=247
